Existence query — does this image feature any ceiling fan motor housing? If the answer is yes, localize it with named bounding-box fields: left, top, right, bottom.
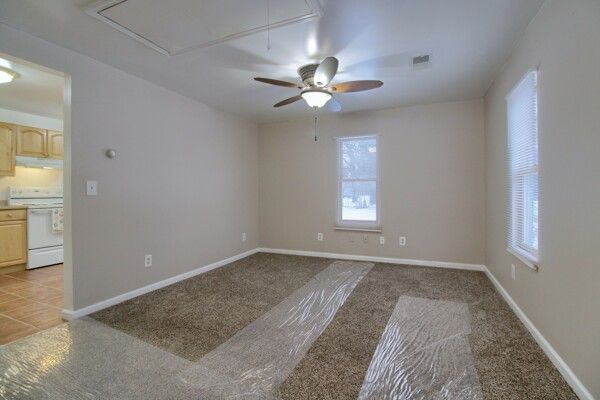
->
left=298, top=64, right=319, bottom=86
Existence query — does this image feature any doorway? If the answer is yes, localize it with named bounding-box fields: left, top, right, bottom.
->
left=0, top=53, right=72, bottom=344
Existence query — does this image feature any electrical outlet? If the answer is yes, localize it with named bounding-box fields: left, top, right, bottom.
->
left=511, top=264, right=516, bottom=280
left=379, top=236, right=385, bottom=245
left=242, top=232, right=247, bottom=242
left=145, top=254, right=152, bottom=268
left=399, top=236, right=407, bottom=246
left=317, top=232, right=324, bottom=241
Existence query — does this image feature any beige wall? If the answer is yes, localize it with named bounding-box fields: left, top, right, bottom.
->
left=484, top=0, right=600, bottom=396
left=0, top=23, right=259, bottom=310
left=259, top=100, right=485, bottom=265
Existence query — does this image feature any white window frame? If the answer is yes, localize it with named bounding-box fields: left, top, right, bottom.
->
left=335, top=134, right=381, bottom=231
left=506, top=70, right=540, bottom=270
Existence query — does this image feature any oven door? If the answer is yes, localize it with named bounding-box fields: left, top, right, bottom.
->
left=28, top=207, right=64, bottom=249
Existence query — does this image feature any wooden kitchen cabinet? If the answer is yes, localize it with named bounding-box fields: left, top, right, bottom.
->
left=0, top=210, right=27, bottom=270
left=17, top=126, right=47, bottom=157
left=1, top=122, right=63, bottom=169
left=0, top=123, right=16, bottom=176
left=47, top=131, right=64, bottom=159
left=15, top=126, right=64, bottom=159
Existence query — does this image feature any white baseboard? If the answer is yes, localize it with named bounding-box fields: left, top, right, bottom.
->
left=62, top=248, right=259, bottom=320
left=257, top=247, right=486, bottom=271
left=484, top=267, right=594, bottom=400
left=61, top=247, right=482, bottom=320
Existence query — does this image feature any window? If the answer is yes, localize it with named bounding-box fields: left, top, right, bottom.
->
left=507, top=71, right=539, bottom=267
left=336, top=135, right=380, bottom=229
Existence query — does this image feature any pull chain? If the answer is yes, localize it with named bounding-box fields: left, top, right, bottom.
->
left=314, top=111, right=318, bottom=142
left=266, top=0, right=271, bottom=50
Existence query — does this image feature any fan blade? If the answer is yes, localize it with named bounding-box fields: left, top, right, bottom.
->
left=274, top=95, right=303, bottom=108
left=331, top=80, right=383, bottom=93
left=327, top=98, right=342, bottom=112
left=255, top=77, right=302, bottom=89
left=314, top=57, right=339, bottom=87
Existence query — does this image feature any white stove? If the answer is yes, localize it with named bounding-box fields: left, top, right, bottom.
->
left=9, top=187, right=64, bottom=269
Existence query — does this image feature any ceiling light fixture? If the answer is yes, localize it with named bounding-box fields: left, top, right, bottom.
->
left=301, top=89, right=331, bottom=108
left=0, top=66, right=19, bottom=84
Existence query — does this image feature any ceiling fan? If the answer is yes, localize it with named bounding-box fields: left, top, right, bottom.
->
left=254, top=57, right=383, bottom=112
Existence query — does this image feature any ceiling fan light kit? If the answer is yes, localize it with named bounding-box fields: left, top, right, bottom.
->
left=301, top=89, right=332, bottom=108
left=0, top=66, right=19, bottom=84
left=254, top=56, right=383, bottom=112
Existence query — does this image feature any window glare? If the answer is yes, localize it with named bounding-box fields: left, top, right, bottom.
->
left=342, top=181, right=377, bottom=221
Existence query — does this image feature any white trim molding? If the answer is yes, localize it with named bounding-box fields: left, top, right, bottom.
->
left=484, top=267, right=594, bottom=400
left=62, top=247, right=485, bottom=320
left=62, top=248, right=259, bottom=320
left=258, top=248, right=486, bottom=271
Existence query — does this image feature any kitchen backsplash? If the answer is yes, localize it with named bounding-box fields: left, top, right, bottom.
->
left=0, top=166, right=63, bottom=201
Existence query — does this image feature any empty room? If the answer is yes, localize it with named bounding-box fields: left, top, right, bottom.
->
left=0, top=1, right=598, bottom=399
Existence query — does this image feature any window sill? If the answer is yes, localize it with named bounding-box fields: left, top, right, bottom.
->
left=334, top=226, right=382, bottom=233
left=507, top=247, right=539, bottom=271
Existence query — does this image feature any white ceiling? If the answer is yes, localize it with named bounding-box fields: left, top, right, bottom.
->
left=0, top=0, right=544, bottom=122
left=0, top=56, right=64, bottom=118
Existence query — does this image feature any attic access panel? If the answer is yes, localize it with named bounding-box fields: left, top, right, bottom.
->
left=86, top=0, right=322, bottom=56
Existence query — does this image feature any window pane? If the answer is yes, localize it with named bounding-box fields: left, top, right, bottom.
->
left=522, top=172, right=539, bottom=250
left=341, top=181, right=377, bottom=221
left=342, top=138, right=377, bottom=179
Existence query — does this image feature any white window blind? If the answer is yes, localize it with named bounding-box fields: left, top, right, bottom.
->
left=336, top=135, right=380, bottom=229
left=506, top=71, right=539, bottom=267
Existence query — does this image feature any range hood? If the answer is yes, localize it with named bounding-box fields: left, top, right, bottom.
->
left=16, top=156, right=63, bottom=170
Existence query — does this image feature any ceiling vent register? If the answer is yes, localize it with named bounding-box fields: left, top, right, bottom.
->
left=412, top=54, right=432, bottom=70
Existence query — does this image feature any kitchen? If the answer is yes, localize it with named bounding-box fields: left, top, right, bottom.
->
left=0, top=55, right=65, bottom=343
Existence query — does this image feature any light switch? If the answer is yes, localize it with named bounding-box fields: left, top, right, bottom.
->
left=86, top=180, right=98, bottom=196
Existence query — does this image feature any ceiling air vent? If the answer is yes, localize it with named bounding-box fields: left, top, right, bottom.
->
left=412, top=54, right=431, bottom=70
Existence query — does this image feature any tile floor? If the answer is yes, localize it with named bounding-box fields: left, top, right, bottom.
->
left=0, top=264, right=64, bottom=345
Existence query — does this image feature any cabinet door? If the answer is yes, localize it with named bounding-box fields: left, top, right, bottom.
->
left=0, top=221, right=27, bottom=267
left=0, top=123, right=16, bottom=176
left=17, top=126, right=46, bottom=157
left=47, top=131, right=64, bottom=159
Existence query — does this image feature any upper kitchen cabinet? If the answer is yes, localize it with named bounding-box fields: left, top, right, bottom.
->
left=17, top=126, right=46, bottom=157
left=47, top=131, right=64, bottom=159
left=0, top=123, right=16, bottom=176
left=15, top=126, right=64, bottom=159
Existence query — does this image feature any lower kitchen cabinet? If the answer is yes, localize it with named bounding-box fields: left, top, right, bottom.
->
left=0, top=209, right=27, bottom=273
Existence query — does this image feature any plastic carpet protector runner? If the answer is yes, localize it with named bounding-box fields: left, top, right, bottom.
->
left=0, top=318, right=198, bottom=400
left=177, top=260, right=374, bottom=399
left=358, top=296, right=483, bottom=400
